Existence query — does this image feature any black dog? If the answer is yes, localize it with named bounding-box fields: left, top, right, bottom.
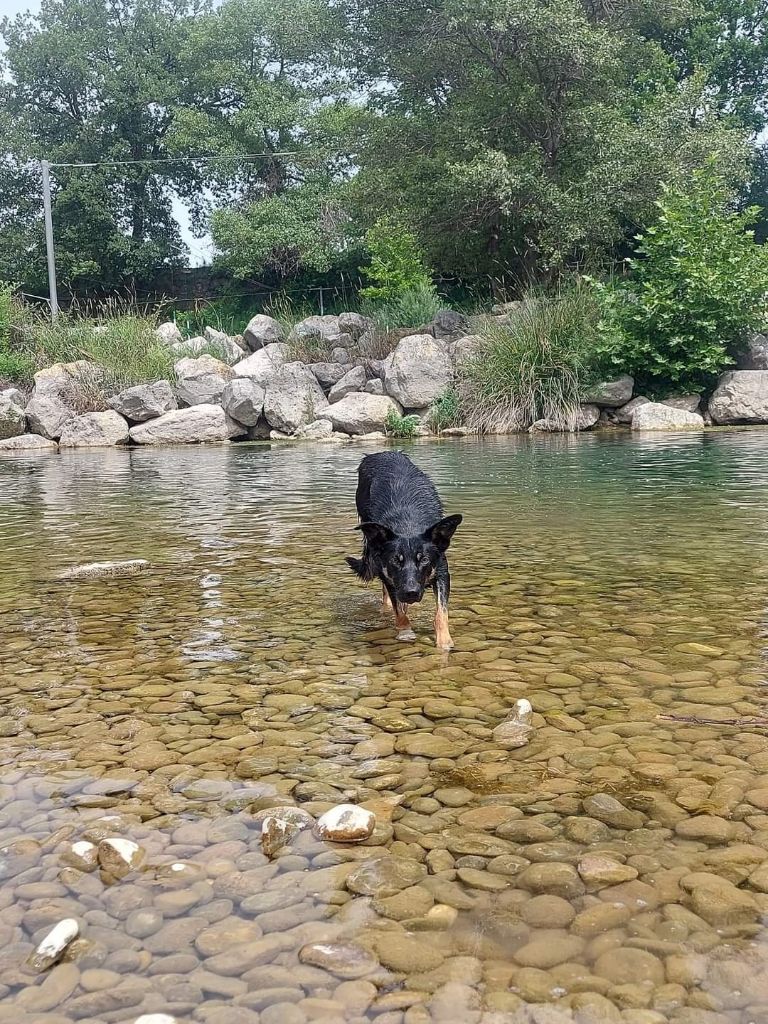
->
left=346, top=451, right=463, bottom=649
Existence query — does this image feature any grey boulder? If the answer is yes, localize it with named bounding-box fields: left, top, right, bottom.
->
left=25, top=392, right=76, bottom=440
left=429, top=309, right=468, bottom=340
left=130, top=405, right=243, bottom=445
left=338, top=313, right=373, bottom=340
left=329, top=366, right=367, bottom=403
left=530, top=404, right=600, bottom=432
left=59, top=410, right=130, bottom=448
left=174, top=355, right=234, bottom=406
left=108, top=381, right=177, bottom=423
left=243, top=314, right=285, bottom=352
left=709, top=370, right=768, bottom=424
left=364, top=379, right=384, bottom=395
left=156, top=321, right=183, bottom=346
left=584, top=375, right=634, bottom=408
left=324, top=392, right=401, bottom=435
left=0, top=394, right=26, bottom=439
left=614, top=396, right=650, bottom=424
left=1, top=387, right=26, bottom=409
left=203, top=327, right=246, bottom=364
left=295, top=419, right=334, bottom=440
left=661, top=394, right=701, bottom=414
left=384, top=334, right=452, bottom=408
left=632, top=402, right=705, bottom=430
left=221, top=378, right=265, bottom=427
left=233, top=344, right=290, bottom=387
left=736, top=333, right=768, bottom=370
left=0, top=433, right=58, bottom=453
left=263, top=362, right=329, bottom=434
left=311, top=362, right=348, bottom=388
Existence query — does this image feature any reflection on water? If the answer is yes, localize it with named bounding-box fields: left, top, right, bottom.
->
left=2, top=432, right=768, bottom=1022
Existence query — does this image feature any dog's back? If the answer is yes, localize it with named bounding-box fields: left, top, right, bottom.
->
left=356, top=451, right=443, bottom=536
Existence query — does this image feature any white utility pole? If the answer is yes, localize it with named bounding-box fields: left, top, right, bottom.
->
left=41, top=160, right=59, bottom=321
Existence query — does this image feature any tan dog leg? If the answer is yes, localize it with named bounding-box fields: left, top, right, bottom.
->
left=434, top=601, right=454, bottom=650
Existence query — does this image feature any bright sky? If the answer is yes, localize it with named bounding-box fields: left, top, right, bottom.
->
left=1, top=0, right=214, bottom=267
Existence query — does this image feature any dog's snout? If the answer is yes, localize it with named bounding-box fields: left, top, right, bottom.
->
left=401, top=589, right=421, bottom=604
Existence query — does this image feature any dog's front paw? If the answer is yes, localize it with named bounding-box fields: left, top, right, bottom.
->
left=396, top=628, right=417, bottom=642
left=436, top=635, right=455, bottom=651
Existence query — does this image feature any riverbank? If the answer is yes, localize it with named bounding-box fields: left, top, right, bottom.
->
left=2, top=310, right=768, bottom=453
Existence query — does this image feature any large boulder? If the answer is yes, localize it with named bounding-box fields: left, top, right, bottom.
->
left=632, top=402, right=705, bottom=430
left=0, top=434, right=58, bottom=454
left=530, top=404, right=600, bottom=432
left=661, top=394, right=701, bottom=414
left=290, top=315, right=349, bottom=346
left=0, top=394, right=26, bottom=439
left=33, top=360, right=105, bottom=396
left=709, top=370, right=768, bottom=424
left=295, top=419, right=334, bottom=440
left=452, top=335, right=483, bottom=365
left=428, top=309, right=468, bottom=340
left=368, top=355, right=394, bottom=381
left=59, top=411, right=129, bottom=448
left=614, top=396, right=650, bottom=424
left=324, top=392, right=402, bottom=435
left=329, top=366, right=367, bottom=403
left=129, top=405, right=243, bottom=445
left=736, top=333, right=768, bottom=370
left=25, top=392, right=76, bottom=440
left=108, top=381, right=177, bottom=423
left=233, top=344, right=290, bottom=387
left=203, top=327, right=246, bottom=364
left=221, top=378, right=265, bottom=427
left=338, top=312, right=373, bottom=340
left=384, top=334, right=452, bottom=408
left=584, top=375, right=634, bottom=408
left=311, top=362, right=348, bottom=389
left=243, top=314, right=285, bottom=352
left=156, top=322, right=183, bottom=346
left=1, top=387, right=26, bottom=409
left=174, top=355, right=234, bottom=406
left=263, top=362, right=329, bottom=434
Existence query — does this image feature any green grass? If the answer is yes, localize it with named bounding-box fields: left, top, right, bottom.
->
left=385, top=409, right=421, bottom=438
left=428, top=388, right=462, bottom=432
left=456, top=283, right=604, bottom=432
left=363, top=283, right=443, bottom=331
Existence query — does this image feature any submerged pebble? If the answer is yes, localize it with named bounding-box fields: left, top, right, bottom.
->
left=27, top=918, right=80, bottom=972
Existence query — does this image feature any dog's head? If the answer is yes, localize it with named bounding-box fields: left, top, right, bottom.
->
left=358, top=514, right=463, bottom=605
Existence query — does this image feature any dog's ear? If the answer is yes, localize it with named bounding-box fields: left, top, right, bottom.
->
left=424, top=514, right=463, bottom=552
left=356, top=521, right=396, bottom=547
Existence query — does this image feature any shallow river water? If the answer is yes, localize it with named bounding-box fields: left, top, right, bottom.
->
left=3, top=432, right=768, bottom=1024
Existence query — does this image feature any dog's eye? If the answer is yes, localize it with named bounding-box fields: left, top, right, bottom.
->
left=397, top=554, right=404, bottom=565
left=415, top=552, right=422, bottom=564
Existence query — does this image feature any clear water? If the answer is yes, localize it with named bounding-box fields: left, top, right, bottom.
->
left=2, top=432, right=768, bottom=1024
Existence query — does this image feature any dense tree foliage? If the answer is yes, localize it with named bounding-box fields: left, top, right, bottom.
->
left=0, top=0, right=766, bottom=297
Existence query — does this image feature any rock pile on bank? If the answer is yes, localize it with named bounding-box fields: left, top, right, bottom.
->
left=3, top=316, right=768, bottom=451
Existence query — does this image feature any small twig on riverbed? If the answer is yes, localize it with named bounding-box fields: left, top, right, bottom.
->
left=658, top=713, right=768, bottom=729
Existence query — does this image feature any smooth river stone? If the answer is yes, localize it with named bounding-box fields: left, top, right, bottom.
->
left=346, top=855, right=427, bottom=897
left=314, top=804, right=376, bottom=843
left=298, top=942, right=380, bottom=979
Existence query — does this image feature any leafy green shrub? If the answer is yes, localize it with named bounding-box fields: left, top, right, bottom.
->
left=384, top=409, right=420, bottom=438
left=360, top=219, right=434, bottom=302
left=596, top=166, right=768, bottom=393
left=429, top=389, right=462, bottom=432
left=0, top=283, right=35, bottom=384
left=456, top=284, right=604, bottom=432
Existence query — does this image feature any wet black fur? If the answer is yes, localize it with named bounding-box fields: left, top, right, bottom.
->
left=346, top=451, right=462, bottom=608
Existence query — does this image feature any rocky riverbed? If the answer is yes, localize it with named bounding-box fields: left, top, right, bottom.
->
left=2, top=435, right=768, bottom=1023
